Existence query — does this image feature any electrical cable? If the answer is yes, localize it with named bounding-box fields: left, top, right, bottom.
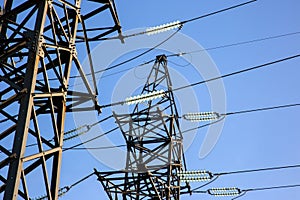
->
left=62, top=102, right=300, bottom=151
left=62, top=127, right=119, bottom=151
left=173, top=53, right=300, bottom=92
left=56, top=172, right=95, bottom=198
left=55, top=0, right=257, bottom=83
left=191, top=175, right=220, bottom=192
left=181, top=103, right=300, bottom=134
left=244, top=183, right=300, bottom=192
left=65, top=28, right=181, bottom=80
left=224, top=103, right=300, bottom=116
left=184, top=0, right=257, bottom=24
left=182, top=164, right=300, bottom=194
left=67, top=172, right=95, bottom=190
left=19, top=115, right=113, bottom=150
left=91, top=30, right=300, bottom=80
left=214, top=164, right=300, bottom=177
left=186, top=31, right=300, bottom=54
left=98, top=0, right=257, bottom=41
left=232, top=184, right=300, bottom=199
left=188, top=165, right=300, bottom=198
left=100, top=53, right=300, bottom=108
left=191, top=183, right=300, bottom=196
left=94, top=28, right=180, bottom=76
left=64, top=144, right=127, bottom=150
left=60, top=103, right=299, bottom=151
left=22, top=103, right=299, bottom=152
left=32, top=171, right=95, bottom=199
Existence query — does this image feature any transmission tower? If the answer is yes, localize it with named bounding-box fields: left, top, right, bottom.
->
left=0, top=0, right=122, bottom=199
left=94, top=55, right=191, bottom=200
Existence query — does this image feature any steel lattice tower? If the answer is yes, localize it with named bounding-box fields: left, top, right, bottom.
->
left=0, top=0, right=122, bottom=199
left=95, top=55, right=190, bottom=200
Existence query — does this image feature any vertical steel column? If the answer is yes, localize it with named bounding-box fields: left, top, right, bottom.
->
left=4, top=2, right=49, bottom=199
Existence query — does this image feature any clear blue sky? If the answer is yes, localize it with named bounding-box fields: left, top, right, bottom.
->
left=24, top=0, right=300, bottom=199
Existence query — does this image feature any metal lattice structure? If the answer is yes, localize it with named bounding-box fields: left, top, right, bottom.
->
left=0, top=0, right=122, bottom=199
left=95, top=55, right=190, bottom=200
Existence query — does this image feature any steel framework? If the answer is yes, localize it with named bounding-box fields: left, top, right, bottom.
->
left=0, top=0, right=122, bottom=199
left=95, top=55, right=190, bottom=200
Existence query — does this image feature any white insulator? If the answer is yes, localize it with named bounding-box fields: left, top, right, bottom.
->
left=146, top=21, right=181, bottom=35
left=125, top=90, right=165, bottom=105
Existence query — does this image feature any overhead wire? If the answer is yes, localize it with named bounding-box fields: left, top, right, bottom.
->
left=173, top=53, right=300, bottom=92
left=15, top=115, right=114, bottom=151
left=244, top=183, right=300, bottom=192
left=100, top=53, right=300, bottom=108
left=86, top=30, right=300, bottom=81
left=224, top=103, right=300, bottom=116
left=62, top=127, right=119, bottom=151
left=63, top=0, right=257, bottom=82
left=182, top=103, right=300, bottom=134
left=184, top=164, right=300, bottom=193
left=67, top=28, right=181, bottom=80
left=190, top=175, right=220, bottom=192
left=186, top=31, right=300, bottom=54
left=233, top=184, right=300, bottom=199
left=66, top=172, right=95, bottom=190
left=32, top=172, right=96, bottom=199
left=64, top=144, right=127, bottom=150
left=188, top=164, right=300, bottom=198
left=62, top=115, right=113, bottom=141
left=63, top=102, right=300, bottom=151
left=25, top=101, right=298, bottom=152
left=97, top=0, right=257, bottom=41
left=191, top=183, right=300, bottom=196
left=214, top=164, right=300, bottom=177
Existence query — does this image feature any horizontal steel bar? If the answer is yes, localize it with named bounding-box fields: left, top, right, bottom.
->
left=22, top=147, right=61, bottom=162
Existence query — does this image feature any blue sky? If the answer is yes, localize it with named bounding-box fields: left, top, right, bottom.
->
left=24, top=0, right=300, bottom=199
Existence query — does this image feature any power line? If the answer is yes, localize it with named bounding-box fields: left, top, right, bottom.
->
left=62, top=0, right=257, bottom=82
left=67, top=172, right=95, bottom=190
left=224, top=103, right=300, bottom=116
left=98, top=0, right=257, bottom=41
left=233, top=184, right=300, bottom=199
left=67, top=28, right=181, bottom=80
left=100, top=53, right=300, bottom=108
left=191, top=183, right=300, bottom=196
left=182, top=164, right=300, bottom=196
left=17, top=115, right=113, bottom=151
left=54, top=172, right=96, bottom=199
left=185, top=164, right=300, bottom=192
left=32, top=171, right=95, bottom=199
left=182, top=0, right=256, bottom=24
left=244, top=183, right=300, bottom=192
left=62, top=102, right=300, bottom=151
left=186, top=31, right=300, bottom=54
left=63, top=144, right=127, bottom=151
left=182, top=103, right=300, bottom=134
left=173, top=53, right=300, bottom=91
left=215, top=164, right=300, bottom=177
left=91, top=30, right=300, bottom=80
left=61, top=102, right=300, bottom=152
left=62, top=127, right=119, bottom=151
left=191, top=176, right=220, bottom=192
